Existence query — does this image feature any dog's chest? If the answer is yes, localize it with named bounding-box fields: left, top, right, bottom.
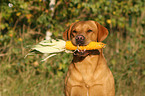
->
left=73, top=56, right=99, bottom=83
left=75, top=63, right=94, bottom=82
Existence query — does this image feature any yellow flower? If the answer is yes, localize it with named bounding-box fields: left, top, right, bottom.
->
left=77, top=4, right=81, bottom=9
left=66, top=23, right=70, bottom=27
left=9, top=34, right=13, bottom=37
left=75, top=20, right=79, bottom=22
left=107, top=19, right=111, bottom=24
left=0, top=35, right=3, bottom=38
left=16, top=12, right=21, bottom=16
left=45, top=9, right=49, bottom=13
left=126, top=50, right=129, bottom=54
left=33, top=61, right=39, bottom=67
left=113, top=11, right=116, bottom=15
left=18, top=38, right=22, bottom=41
left=26, top=14, right=32, bottom=19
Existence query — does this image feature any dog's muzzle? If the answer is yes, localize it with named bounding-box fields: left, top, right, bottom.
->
left=75, top=35, right=85, bottom=46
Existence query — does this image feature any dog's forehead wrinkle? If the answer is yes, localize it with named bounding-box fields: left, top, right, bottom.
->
left=73, top=22, right=97, bottom=32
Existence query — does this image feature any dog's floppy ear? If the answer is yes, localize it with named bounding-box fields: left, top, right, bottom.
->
left=63, top=29, right=69, bottom=40
left=95, top=21, right=108, bottom=42
left=63, top=23, right=75, bottom=40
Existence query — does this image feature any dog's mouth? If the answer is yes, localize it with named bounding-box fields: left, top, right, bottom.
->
left=72, top=41, right=100, bottom=57
left=74, top=49, right=89, bottom=57
left=73, top=42, right=89, bottom=57
left=73, top=49, right=100, bottom=57
left=72, top=41, right=90, bottom=57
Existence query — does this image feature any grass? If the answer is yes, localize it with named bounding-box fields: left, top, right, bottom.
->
left=0, top=31, right=145, bottom=96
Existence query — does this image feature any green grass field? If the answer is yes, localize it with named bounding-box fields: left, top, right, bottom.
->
left=0, top=33, right=144, bottom=96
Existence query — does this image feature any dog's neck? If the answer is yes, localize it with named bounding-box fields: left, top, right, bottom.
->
left=72, top=49, right=106, bottom=73
left=71, top=49, right=107, bottom=83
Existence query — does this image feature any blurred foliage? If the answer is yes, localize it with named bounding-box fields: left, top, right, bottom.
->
left=0, top=0, right=145, bottom=96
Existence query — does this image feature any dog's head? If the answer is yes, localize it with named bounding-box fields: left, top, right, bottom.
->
left=63, top=20, right=108, bottom=56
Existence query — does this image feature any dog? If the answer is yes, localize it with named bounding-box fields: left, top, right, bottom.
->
left=63, top=21, right=115, bottom=96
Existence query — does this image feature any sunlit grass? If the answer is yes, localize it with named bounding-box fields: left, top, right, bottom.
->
left=0, top=32, right=144, bottom=96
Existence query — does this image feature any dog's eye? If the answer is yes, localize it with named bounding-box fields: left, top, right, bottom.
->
left=87, top=29, right=93, bottom=32
left=73, top=30, right=77, bottom=33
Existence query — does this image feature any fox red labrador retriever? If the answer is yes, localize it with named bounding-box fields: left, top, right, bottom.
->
left=63, top=21, right=115, bottom=96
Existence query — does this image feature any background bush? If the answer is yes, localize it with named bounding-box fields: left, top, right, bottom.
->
left=0, top=0, right=145, bottom=96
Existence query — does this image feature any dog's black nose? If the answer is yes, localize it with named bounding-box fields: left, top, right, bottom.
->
left=75, top=35, right=85, bottom=45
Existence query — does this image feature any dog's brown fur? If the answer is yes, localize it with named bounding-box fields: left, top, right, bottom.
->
left=63, top=21, right=115, bottom=96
